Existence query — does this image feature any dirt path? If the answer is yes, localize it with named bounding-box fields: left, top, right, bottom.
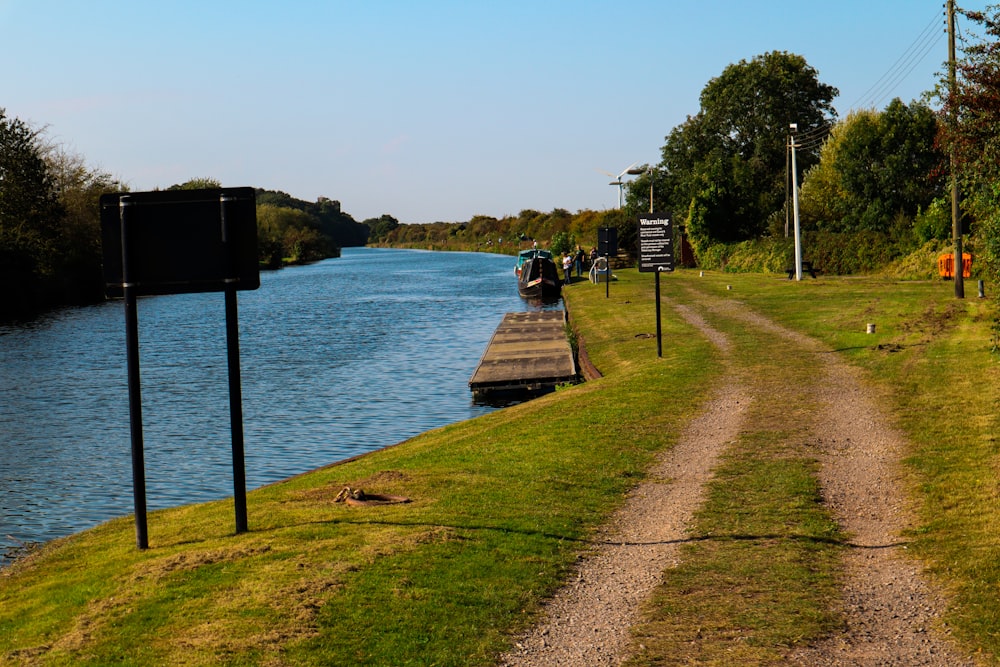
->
left=499, top=305, right=745, bottom=666
left=500, top=295, right=977, bottom=666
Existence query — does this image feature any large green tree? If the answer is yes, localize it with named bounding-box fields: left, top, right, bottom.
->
left=256, top=189, right=368, bottom=248
left=639, top=51, right=837, bottom=250
left=800, top=100, right=945, bottom=234
left=363, top=214, right=400, bottom=244
left=256, top=203, right=332, bottom=266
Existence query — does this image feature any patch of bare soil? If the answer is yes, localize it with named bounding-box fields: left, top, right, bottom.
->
left=500, top=296, right=979, bottom=666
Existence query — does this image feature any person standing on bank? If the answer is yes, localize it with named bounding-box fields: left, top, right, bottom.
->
left=575, top=246, right=585, bottom=277
left=562, top=253, right=573, bottom=285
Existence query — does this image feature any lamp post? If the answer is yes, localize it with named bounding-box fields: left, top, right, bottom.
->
left=627, top=165, right=655, bottom=213
left=789, top=123, right=803, bottom=281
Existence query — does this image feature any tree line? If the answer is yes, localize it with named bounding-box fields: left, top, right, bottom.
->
left=0, top=111, right=379, bottom=319
left=373, top=207, right=637, bottom=260
left=385, top=9, right=1000, bottom=283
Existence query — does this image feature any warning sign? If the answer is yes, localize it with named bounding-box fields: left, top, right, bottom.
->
left=637, top=213, right=674, bottom=273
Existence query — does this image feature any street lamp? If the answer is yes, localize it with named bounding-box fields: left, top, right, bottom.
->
left=627, top=165, right=655, bottom=213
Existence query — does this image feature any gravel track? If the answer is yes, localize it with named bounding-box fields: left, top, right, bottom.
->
left=500, top=304, right=741, bottom=666
left=500, top=294, right=978, bottom=666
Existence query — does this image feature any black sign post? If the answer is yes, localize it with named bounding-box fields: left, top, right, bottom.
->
left=119, top=197, right=148, bottom=549
left=598, top=227, right=617, bottom=298
left=637, top=213, right=674, bottom=357
left=101, top=188, right=259, bottom=548
left=220, top=193, right=249, bottom=535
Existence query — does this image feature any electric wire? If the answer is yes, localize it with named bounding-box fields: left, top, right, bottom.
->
left=848, top=10, right=945, bottom=111
left=869, top=30, right=945, bottom=108
left=788, top=124, right=831, bottom=153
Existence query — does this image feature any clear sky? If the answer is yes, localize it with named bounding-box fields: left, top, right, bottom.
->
left=1, top=1, right=989, bottom=224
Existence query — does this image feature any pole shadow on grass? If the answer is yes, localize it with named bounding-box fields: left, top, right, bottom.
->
left=203, top=517, right=912, bottom=552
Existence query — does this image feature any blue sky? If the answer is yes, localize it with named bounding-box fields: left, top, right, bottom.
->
left=1, top=1, right=989, bottom=223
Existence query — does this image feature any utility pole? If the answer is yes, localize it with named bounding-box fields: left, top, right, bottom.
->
left=948, top=0, right=965, bottom=298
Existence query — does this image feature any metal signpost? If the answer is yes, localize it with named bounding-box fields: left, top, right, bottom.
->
left=637, top=213, right=674, bottom=357
left=598, top=227, right=617, bottom=298
left=100, top=188, right=259, bottom=549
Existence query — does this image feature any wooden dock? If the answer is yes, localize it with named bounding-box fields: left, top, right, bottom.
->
left=468, top=311, right=578, bottom=398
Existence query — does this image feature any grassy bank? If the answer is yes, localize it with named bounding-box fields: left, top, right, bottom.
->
left=2, top=269, right=999, bottom=665
left=0, top=272, right=721, bottom=666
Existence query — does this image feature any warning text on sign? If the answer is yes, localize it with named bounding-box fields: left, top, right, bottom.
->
left=637, top=213, right=674, bottom=273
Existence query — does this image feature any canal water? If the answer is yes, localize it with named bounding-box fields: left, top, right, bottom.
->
left=0, top=247, right=559, bottom=563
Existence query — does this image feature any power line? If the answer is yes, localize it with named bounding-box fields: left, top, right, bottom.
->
left=793, top=125, right=830, bottom=144
left=788, top=124, right=831, bottom=153
left=784, top=10, right=945, bottom=154
left=869, top=30, right=944, bottom=108
left=848, top=9, right=944, bottom=111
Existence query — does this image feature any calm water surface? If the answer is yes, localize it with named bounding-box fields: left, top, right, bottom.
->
left=1, top=247, right=558, bottom=561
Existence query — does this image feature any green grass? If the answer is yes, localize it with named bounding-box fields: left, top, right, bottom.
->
left=3, top=268, right=1000, bottom=665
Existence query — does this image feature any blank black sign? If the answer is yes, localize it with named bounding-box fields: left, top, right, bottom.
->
left=100, top=188, right=259, bottom=297
left=598, top=227, right=618, bottom=256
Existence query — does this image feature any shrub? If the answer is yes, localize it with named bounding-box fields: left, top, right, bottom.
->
left=914, top=198, right=952, bottom=243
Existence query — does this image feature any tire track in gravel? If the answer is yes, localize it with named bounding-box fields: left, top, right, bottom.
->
left=499, top=304, right=745, bottom=666
left=501, top=290, right=979, bottom=666
left=697, top=297, right=977, bottom=666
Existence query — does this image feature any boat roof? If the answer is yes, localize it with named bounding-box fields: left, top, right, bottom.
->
left=517, top=248, right=553, bottom=260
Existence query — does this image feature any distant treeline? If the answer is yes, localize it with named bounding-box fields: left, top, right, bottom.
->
left=373, top=208, right=636, bottom=259
left=253, top=188, right=370, bottom=268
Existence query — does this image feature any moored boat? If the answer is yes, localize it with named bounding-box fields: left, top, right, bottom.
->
left=517, top=254, right=562, bottom=300
left=515, top=248, right=553, bottom=278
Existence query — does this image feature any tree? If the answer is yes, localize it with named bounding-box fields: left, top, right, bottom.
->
left=646, top=52, right=838, bottom=251
left=835, top=100, right=943, bottom=232
left=796, top=117, right=853, bottom=232
left=0, top=108, right=65, bottom=315
left=167, top=177, right=222, bottom=190
left=43, top=146, right=126, bottom=304
left=256, top=189, right=368, bottom=248
left=363, top=214, right=399, bottom=244
left=256, top=203, right=332, bottom=265
left=550, top=231, right=574, bottom=256
left=799, top=100, right=945, bottom=235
